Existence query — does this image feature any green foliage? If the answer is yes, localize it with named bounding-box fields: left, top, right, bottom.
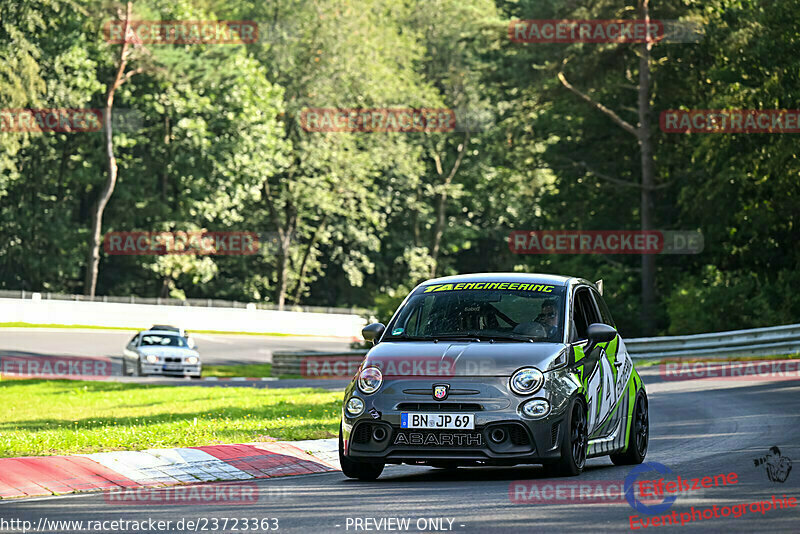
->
left=1, top=0, right=798, bottom=336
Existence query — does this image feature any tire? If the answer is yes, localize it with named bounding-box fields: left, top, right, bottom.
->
left=546, top=397, right=587, bottom=477
left=611, top=392, right=649, bottom=466
left=122, top=358, right=128, bottom=376
left=134, top=359, right=143, bottom=377
left=339, top=424, right=384, bottom=481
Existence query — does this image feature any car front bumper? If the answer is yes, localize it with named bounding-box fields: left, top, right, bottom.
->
left=140, top=363, right=202, bottom=377
left=341, top=372, right=581, bottom=465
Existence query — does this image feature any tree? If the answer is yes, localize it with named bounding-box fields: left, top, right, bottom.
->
left=84, top=1, right=145, bottom=296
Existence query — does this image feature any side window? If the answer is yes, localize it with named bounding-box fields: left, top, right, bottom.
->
left=571, top=288, right=601, bottom=341
left=591, top=290, right=616, bottom=328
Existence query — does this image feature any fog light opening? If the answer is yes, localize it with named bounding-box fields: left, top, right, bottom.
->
left=372, top=426, right=387, bottom=442
left=489, top=428, right=506, bottom=444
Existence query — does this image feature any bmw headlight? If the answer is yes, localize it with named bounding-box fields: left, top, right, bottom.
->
left=510, top=367, right=544, bottom=395
left=346, top=397, right=365, bottom=416
left=357, top=366, right=383, bottom=394
left=145, top=354, right=158, bottom=364
left=186, top=356, right=199, bottom=365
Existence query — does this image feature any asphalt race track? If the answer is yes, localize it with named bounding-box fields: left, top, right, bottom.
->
left=1, top=368, right=798, bottom=533
left=0, top=328, right=353, bottom=368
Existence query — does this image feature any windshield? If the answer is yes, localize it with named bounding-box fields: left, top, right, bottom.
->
left=385, top=281, right=565, bottom=342
left=139, top=334, right=188, bottom=348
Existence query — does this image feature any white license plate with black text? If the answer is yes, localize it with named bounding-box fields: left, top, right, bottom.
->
left=400, top=413, right=475, bottom=430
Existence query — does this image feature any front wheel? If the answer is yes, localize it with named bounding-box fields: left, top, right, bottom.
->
left=546, top=397, right=587, bottom=477
left=339, top=424, right=384, bottom=481
left=611, top=392, right=648, bottom=465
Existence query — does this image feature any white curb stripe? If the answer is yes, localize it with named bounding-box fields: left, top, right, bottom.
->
left=82, top=448, right=252, bottom=485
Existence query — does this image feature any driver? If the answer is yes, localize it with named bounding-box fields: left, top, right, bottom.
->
left=512, top=299, right=559, bottom=338
left=534, top=299, right=558, bottom=337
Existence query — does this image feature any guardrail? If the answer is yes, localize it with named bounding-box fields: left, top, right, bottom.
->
left=271, top=323, right=800, bottom=377
left=272, top=351, right=367, bottom=377
left=0, top=289, right=371, bottom=316
left=625, top=323, right=800, bottom=360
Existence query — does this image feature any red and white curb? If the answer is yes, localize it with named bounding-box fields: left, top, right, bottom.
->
left=0, top=439, right=339, bottom=500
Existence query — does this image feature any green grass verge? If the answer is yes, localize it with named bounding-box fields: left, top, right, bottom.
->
left=0, top=322, right=317, bottom=337
left=0, top=380, right=341, bottom=457
left=202, top=363, right=272, bottom=378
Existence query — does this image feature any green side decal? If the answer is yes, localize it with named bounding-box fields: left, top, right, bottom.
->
left=576, top=364, right=586, bottom=399
left=622, top=375, right=637, bottom=452
left=574, top=345, right=585, bottom=363
left=606, top=337, right=619, bottom=382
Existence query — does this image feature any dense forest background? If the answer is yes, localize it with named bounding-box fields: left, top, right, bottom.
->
left=1, top=0, right=798, bottom=337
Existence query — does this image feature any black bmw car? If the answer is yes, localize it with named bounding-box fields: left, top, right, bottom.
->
left=339, top=273, right=648, bottom=480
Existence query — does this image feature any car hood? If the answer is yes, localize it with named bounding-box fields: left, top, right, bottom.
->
left=137, top=346, right=198, bottom=358
left=363, top=341, right=566, bottom=377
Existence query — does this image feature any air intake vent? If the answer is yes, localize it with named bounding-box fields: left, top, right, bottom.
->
left=353, top=423, right=372, bottom=444
left=396, top=403, right=482, bottom=412
left=508, top=425, right=530, bottom=446
left=551, top=423, right=559, bottom=447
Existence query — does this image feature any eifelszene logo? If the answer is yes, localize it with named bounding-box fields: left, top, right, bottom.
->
left=753, top=446, right=792, bottom=483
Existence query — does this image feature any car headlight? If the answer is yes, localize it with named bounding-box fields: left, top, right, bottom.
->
left=510, top=367, right=544, bottom=395
left=346, top=397, right=365, bottom=416
left=357, top=366, right=383, bottom=394
left=186, top=356, right=199, bottom=365
left=145, top=354, right=158, bottom=364
left=520, top=399, right=550, bottom=418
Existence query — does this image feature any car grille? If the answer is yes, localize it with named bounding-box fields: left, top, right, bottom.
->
left=396, top=402, right=482, bottom=412
left=165, top=357, right=182, bottom=363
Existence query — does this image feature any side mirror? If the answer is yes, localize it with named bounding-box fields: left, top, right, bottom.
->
left=362, top=323, right=386, bottom=345
left=586, top=323, right=617, bottom=354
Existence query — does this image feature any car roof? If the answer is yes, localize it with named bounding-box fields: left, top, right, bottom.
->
left=150, top=324, right=181, bottom=330
left=140, top=330, right=183, bottom=336
left=419, top=272, right=573, bottom=287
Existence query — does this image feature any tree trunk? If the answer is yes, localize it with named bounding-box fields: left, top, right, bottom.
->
left=292, top=214, right=327, bottom=304
left=84, top=2, right=139, bottom=296
left=637, top=0, right=656, bottom=335
left=276, top=234, right=290, bottom=309
left=430, top=135, right=468, bottom=277
left=84, top=83, right=120, bottom=296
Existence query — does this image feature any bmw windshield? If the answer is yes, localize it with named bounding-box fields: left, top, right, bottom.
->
left=385, top=281, right=566, bottom=342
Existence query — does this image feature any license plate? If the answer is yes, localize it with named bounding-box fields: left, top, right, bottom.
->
left=401, top=413, right=474, bottom=430
left=163, top=365, right=182, bottom=371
